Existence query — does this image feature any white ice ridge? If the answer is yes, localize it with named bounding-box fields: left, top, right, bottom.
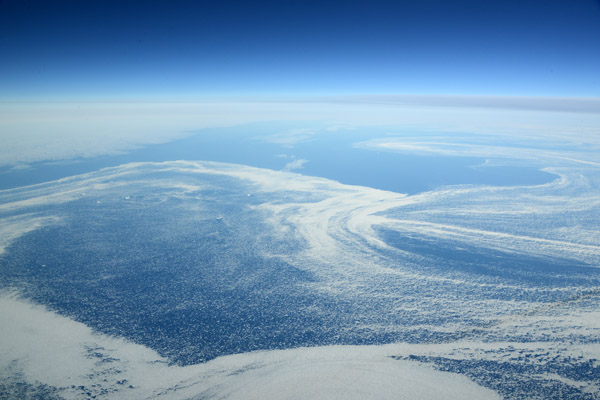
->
left=0, top=292, right=501, bottom=400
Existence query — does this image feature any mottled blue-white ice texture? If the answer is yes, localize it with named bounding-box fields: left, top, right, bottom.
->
left=1, top=119, right=599, bottom=400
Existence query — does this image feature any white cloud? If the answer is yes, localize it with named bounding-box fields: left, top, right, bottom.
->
left=3, top=98, right=599, bottom=167
left=0, top=293, right=500, bottom=400
left=260, top=128, right=318, bottom=147
left=282, top=158, right=308, bottom=171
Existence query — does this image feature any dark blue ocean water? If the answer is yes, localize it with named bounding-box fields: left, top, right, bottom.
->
left=0, top=122, right=555, bottom=194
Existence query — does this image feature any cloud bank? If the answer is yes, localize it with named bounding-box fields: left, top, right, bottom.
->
left=2, top=98, right=599, bottom=167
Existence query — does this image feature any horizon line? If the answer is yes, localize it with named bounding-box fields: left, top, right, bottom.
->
left=2, top=94, right=600, bottom=114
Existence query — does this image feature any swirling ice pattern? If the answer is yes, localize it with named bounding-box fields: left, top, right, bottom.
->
left=1, top=158, right=599, bottom=399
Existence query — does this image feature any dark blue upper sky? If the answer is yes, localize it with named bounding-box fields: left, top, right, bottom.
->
left=1, top=0, right=599, bottom=99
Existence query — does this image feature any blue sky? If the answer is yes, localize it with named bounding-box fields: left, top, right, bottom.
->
left=1, top=0, right=599, bottom=99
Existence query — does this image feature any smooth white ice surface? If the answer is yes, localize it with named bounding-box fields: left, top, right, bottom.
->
left=0, top=293, right=500, bottom=399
